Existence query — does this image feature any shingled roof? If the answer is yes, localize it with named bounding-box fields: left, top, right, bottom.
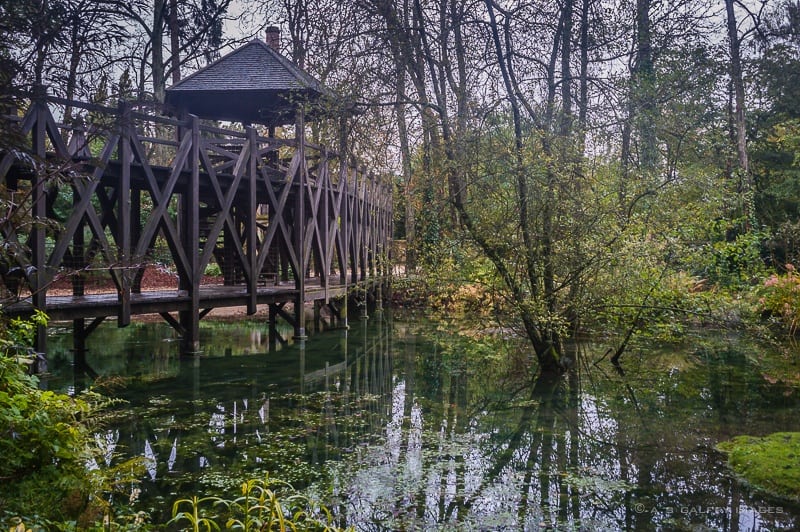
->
left=165, top=39, right=337, bottom=125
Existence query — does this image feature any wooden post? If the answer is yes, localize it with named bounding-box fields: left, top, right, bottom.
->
left=339, top=295, right=348, bottom=330
left=223, top=222, right=235, bottom=285
left=320, top=149, right=330, bottom=296
left=117, top=101, right=132, bottom=326
left=31, top=85, right=48, bottom=353
left=247, top=126, right=258, bottom=314
left=179, top=115, right=201, bottom=354
left=73, top=318, right=87, bottom=362
left=71, top=193, right=85, bottom=297
left=131, top=186, right=142, bottom=293
left=293, top=109, right=307, bottom=339
left=72, top=317, right=88, bottom=391
left=384, top=181, right=393, bottom=306
left=340, top=326, right=349, bottom=396
left=375, top=282, right=383, bottom=313
left=298, top=337, right=306, bottom=393
left=268, top=303, right=278, bottom=352
left=376, top=178, right=388, bottom=313
left=364, top=172, right=372, bottom=281
left=338, top=118, right=349, bottom=330
left=313, top=300, right=322, bottom=332
left=350, top=167, right=357, bottom=285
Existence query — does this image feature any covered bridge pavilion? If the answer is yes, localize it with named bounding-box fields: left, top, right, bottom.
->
left=0, top=29, right=392, bottom=361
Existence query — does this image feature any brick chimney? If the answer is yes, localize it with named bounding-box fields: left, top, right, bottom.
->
left=265, top=26, right=280, bottom=51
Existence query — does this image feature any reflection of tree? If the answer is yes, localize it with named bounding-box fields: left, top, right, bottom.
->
left=452, top=373, right=574, bottom=526
left=590, top=341, right=800, bottom=531
left=343, top=326, right=585, bottom=528
left=71, top=317, right=800, bottom=529
left=341, top=338, right=691, bottom=530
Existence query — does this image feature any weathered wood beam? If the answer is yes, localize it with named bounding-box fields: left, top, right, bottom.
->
left=293, top=114, right=306, bottom=339
left=31, top=86, right=48, bottom=351
left=179, top=115, right=201, bottom=354
left=247, top=126, right=258, bottom=315
left=256, top=164, right=297, bottom=274
left=197, top=143, right=248, bottom=274
left=159, top=312, right=186, bottom=336
left=48, top=136, right=117, bottom=269
left=130, top=132, right=191, bottom=278
left=117, top=101, right=132, bottom=326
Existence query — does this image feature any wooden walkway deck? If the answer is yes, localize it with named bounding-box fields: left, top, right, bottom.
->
left=2, top=280, right=360, bottom=322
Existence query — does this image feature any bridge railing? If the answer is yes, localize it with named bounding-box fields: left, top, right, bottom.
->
left=0, top=87, right=393, bottom=333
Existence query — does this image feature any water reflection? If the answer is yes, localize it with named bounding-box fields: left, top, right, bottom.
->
left=45, top=314, right=800, bottom=529
left=330, top=333, right=800, bottom=531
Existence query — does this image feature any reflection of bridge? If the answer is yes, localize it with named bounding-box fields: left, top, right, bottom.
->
left=0, top=86, right=392, bottom=359
left=90, top=315, right=395, bottom=514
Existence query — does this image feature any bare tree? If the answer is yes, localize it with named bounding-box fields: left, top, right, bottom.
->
left=101, top=0, right=235, bottom=102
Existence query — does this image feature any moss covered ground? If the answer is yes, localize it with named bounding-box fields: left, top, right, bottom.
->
left=716, top=432, right=800, bottom=503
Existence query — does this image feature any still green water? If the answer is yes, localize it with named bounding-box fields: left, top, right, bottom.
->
left=46, top=311, right=800, bottom=530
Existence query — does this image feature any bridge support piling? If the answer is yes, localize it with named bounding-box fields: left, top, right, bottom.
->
left=360, top=286, right=369, bottom=320
left=339, top=295, right=349, bottom=330
left=73, top=318, right=87, bottom=367
left=117, top=101, right=132, bottom=327
left=246, top=126, right=258, bottom=315
left=298, top=338, right=306, bottom=394
left=292, top=111, right=307, bottom=341
left=70, top=317, right=101, bottom=384
left=268, top=303, right=279, bottom=352
left=179, top=311, right=200, bottom=355
left=31, top=85, right=48, bottom=354
left=293, top=295, right=307, bottom=340
left=313, top=300, right=322, bottom=332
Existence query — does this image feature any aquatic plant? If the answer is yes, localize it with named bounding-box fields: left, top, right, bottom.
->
left=168, top=475, right=351, bottom=531
left=168, top=495, right=225, bottom=531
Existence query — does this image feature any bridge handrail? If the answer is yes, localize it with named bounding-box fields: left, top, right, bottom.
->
left=47, top=95, right=118, bottom=116
left=38, top=91, right=352, bottom=166
left=19, top=89, right=395, bottom=195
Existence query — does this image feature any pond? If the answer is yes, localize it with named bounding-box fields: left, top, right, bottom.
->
left=45, top=311, right=800, bottom=530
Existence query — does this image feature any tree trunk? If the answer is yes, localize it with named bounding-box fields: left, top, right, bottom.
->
left=152, top=0, right=166, bottom=102
left=634, top=0, right=657, bottom=172
left=394, top=56, right=416, bottom=274
left=63, top=21, right=82, bottom=124
left=33, top=0, right=51, bottom=85
left=724, top=0, right=752, bottom=225
left=578, top=0, right=590, bottom=145
left=168, top=0, right=181, bottom=84
left=485, top=0, right=562, bottom=373
left=560, top=0, right=573, bottom=137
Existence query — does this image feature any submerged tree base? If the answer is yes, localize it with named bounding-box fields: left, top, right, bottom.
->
left=716, top=432, right=800, bottom=504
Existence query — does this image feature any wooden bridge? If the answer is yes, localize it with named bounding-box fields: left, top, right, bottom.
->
left=0, top=85, right=393, bottom=359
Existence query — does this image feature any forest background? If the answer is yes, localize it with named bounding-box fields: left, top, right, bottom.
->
left=1, top=0, right=800, bottom=524
left=2, top=0, right=800, bottom=366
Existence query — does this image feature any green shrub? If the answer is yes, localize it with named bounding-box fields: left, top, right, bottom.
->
left=204, top=261, right=222, bottom=277
left=0, top=312, right=142, bottom=526
left=702, top=230, right=768, bottom=288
